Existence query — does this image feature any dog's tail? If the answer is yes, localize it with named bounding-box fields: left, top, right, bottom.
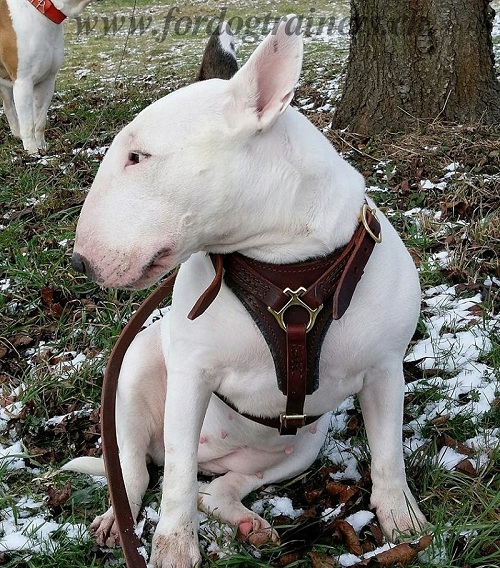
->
left=61, top=456, right=106, bottom=477
left=197, top=22, right=238, bottom=81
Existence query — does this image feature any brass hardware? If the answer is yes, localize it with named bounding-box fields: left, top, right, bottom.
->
left=360, top=203, right=382, bottom=243
left=280, top=413, right=307, bottom=427
left=268, top=287, right=323, bottom=333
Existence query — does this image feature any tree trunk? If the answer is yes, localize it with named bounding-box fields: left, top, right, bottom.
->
left=332, top=0, right=500, bottom=134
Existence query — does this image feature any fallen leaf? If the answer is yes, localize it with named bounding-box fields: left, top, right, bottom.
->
left=429, top=414, right=450, bottom=426
left=400, top=179, right=410, bottom=194
left=41, top=286, right=64, bottom=318
left=308, top=550, right=339, bottom=567
left=440, top=200, right=470, bottom=219
left=364, top=523, right=384, bottom=548
left=278, top=552, right=301, bottom=566
left=326, top=482, right=360, bottom=504
left=11, top=334, right=34, bottom=348
left=355, top=535, right=433, bottom=566
left=440, top=434, right=473, bottom=456
left=332, top=519, right=363, bottom=556
left=46, top=481, right=72, bottom=513
left=304, top=488, right=324, bottom=502
left=455, top=459, right=477, bottom=477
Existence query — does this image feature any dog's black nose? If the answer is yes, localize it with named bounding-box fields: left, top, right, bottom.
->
left=71, top=252, right=88, bottom=275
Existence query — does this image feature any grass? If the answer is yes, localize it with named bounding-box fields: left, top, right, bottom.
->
left=1, top=0, right=499, bottom=566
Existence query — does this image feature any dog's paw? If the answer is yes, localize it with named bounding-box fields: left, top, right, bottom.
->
left=371, top=488, right=428, bottom=541
left=149, top=529, right=201, bottom=568
left=90, top=508, right=120, bottom=548
left=237, top=516, right=280, bottom=547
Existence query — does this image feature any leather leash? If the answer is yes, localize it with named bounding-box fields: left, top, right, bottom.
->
left=101, top=273, right=177, bottom=568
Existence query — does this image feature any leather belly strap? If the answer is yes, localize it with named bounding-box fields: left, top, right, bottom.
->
left=189, top=203, right=381, bottom=434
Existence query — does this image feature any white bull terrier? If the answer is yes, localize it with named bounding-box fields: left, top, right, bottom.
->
left=0, top=0, right=94, bottom=154
left=67, top=16, right=427, bottom=568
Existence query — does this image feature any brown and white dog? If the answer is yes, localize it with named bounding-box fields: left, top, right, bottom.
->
left=0, top=0, right=94, bottom=154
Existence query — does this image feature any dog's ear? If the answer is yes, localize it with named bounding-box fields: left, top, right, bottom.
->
left=227, top=14, right=303, bottom=131
left=197, top=22, right=238, bottom=81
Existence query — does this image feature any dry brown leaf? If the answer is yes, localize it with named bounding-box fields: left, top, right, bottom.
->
left=441, top=433, right=473, bottom=456
left=11, top=334, right=34, bottom=348
left=429, top=414, right=450, bottom=426
left=304, top=488, right=324, bottom=502
left=355, top=535, right=433, bottom=566
left=46, top=481, right=72, bottom=512
left=400, top=179, right=410, bottom=194
left=326, top=482, right=360, bottom=504
left=41, top=286, right=64, bottom=318
left=326, top=481, right=346, bottom=496
left=278, top=552, right=301, bottom=566
left=368, top=523, right=385, bottom=547
left=333, top=519, right=363, bottom=556
left=308, top=550, right=339, bottom=567
left=455, top=459, right=477, bottom=477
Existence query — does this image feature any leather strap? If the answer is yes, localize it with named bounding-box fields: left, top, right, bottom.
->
left=283, top=322, right=308, bottom=434
left=188, top=254, right=224, bottom=320
left=213, top=391, right=321, bottom=430
left=102, top=274, right=177, bottom=568
left=27, top=0, right=67, bottom=24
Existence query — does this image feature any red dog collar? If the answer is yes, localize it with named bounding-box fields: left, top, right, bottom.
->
left=28, top=0, right=67, bottom=24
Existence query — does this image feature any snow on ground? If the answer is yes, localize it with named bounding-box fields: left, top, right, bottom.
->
left=0, top=349, right=100, bottom=554
left=0, top=500, right=87, bottom=555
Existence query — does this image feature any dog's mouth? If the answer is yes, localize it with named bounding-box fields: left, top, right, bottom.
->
left=124, top=248, right=174, bottom=290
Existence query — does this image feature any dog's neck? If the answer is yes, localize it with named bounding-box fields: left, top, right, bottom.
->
left=208, top=108, right=366, bottom=265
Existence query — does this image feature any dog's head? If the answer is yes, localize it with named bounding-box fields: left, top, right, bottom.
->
left=72, top=15, right=303, bottom=289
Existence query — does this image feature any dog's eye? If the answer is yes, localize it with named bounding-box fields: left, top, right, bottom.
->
left=130, top=152, right=141, bottom=163
left=126, top=151, right=149, bottom=166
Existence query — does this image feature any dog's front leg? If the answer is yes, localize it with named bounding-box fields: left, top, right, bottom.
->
left=12, top=79, right=37, bottom=154
left=33, top=75, right=57, bottom=152
left=149, top=362, right=211, bottom=568
left=359, top=362, right=427, bottom=540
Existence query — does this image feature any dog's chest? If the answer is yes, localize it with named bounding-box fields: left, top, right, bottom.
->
left=181, top=305, right=365, bottom=420
left=171, top=253, right=371, bottom=418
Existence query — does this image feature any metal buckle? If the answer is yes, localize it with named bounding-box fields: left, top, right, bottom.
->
left=360, top=203, right=382, bottom=244
left=267, top=287, right=323, bottom=333
left=280, top=413, right=307, bottom=428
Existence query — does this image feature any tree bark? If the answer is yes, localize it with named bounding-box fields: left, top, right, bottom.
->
left=332, top=0, right=500, bottom=134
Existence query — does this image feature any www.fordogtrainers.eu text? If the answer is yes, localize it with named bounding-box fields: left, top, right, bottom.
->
left=73, top=9, right=349, bottom=43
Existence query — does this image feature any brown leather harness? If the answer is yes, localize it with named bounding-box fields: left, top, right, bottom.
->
left=186, top=202, right=381, bottom=434
left=100, top=202, right=381, bottom=565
